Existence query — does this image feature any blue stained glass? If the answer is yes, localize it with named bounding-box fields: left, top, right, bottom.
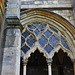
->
left=28, top=25, right=36, bottom=29
left=21, top=39, right=25, bottom=46
left=61, top=36, right=70, bottom=50
left=34, top=29, right=39, bottom=36
left=49, top=35, right=58, bottom=47
left=22, top=31, right=30, bottom=38
left=27, top=36, right=35, bottom=47
left=21, top=45, right=30, bottom=53
left=39, top=36, right=47, bottom=47
left=34, top=23, right=40, bottom=26
left=50, top=27, right=58, bottom=33
left=44, top=30, right=52, bottom=38
left=38, top=25, right=46, bottom=29
left=45, top=44, right=53, bottom=53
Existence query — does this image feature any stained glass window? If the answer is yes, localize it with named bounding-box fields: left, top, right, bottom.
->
left=34, top=29, right=39, bottom=36
left=27, top=36, right=36, bottom=47
left=44, top=30, right=52, bottom=38
left=28, top=23, right=47, bottom=36
left=39, top=36, right=47, bottom=47
left=49, top=35, right=58, bottom=47
left=38, top=25, right=46, bottom=29
left=22, top=31, right=30, bottom=38
left=21, top=23, right=71, bottom=54
left=44, top=44, right=53, bottom=53
left=28, top=25, right=36, bottom=29
left=21, top=30, right=36, bottom=53
left=34, top=23, right=40, bottom=26
left=21, top=45, right=30, bottom=53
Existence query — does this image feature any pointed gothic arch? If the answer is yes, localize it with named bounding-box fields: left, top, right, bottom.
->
left=26, top=50, right=48, bottom=75
left=52, top=49, right=74, bottom=75
left=20, top=9, right=75, bottom=60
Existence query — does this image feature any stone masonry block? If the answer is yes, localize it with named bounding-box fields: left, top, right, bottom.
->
left=1, top=47, right=20, bottom=75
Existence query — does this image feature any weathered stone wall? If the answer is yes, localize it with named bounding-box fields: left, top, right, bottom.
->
left=21, top=0, right=72, bottom=8
left=21, top=0, right=75, bottom=26
left=6, top=0, right=20, bottom=18
left=1, top=0, right=21, bottom=75
left=0, top=9, right=5, bottom=75
left=51, top=9, right=75, bottom=26
left=1, top=29, right=21, bottom=75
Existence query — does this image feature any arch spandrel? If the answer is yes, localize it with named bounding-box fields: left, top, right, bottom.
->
left=20, top=9, right=75, bottom=60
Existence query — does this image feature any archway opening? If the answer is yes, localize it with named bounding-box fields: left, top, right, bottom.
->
left=52, top=49, right=74, bottom=75
left=20, top=57, right=23, bottom=75
left=26, top=50, right=48, bottom=75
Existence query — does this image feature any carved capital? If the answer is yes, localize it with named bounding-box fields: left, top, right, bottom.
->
left=46, top=58, right=52, bottom=65
left=23, top=58, right=28, bottom=66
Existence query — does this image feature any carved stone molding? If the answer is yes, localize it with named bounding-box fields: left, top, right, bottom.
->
left=6, top=17, right=23, bottom=31
left=46, top=58, right=52, bottom=65
left=23, top=59, right=28, bottom=66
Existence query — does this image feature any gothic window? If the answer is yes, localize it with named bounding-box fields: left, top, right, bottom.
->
left=21, top=23, right=71, bottom=54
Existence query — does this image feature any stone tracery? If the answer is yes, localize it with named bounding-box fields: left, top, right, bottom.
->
left=20, top=9, right=75, bottom=60
left=21, top=22, right=71, bottom=58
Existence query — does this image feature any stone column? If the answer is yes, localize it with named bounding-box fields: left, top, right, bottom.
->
left=72, top=59, right=75, bottom=75
left=23, top=59, right=28, bottom=75
left=46, top=58, right=52, bottom=75
left=1, top=0, right=21, bottom=75
left=1, top=17, right=22, bottom=75
left=1, top=28, right=21, bottom=75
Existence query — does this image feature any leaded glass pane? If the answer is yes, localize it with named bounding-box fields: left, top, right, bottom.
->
left=27, top=36, right=35, bottom=47
left=34, top=23, right=40, bottom=26
left=21, top=23, right=71, bottom=54
left=49, top=35, right=58, bottom=47
left=39, top=36, right=47, bottom=47
left=61, top=36, right=70, bottom=50
left=28, top=25, right=36, bottom=29
left=21, top=45, right=30, bottom=53
left=38, top=25, right=46, bottom=29
left=44, top=44, right=53, bottom=53
left=22, top=31, right=30, bottom=38
left=34, top=29, right=39, bottom=36
left=44, top=30, right=52, bottom=38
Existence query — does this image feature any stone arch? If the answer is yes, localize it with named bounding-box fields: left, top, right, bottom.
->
left=20, top=9, right=75, bottom=60
left=20, top=9, right=75, bottom=36
left=49, top=47, right=73, bottom=59
left=24, top=47, right=49, bottom=59
left=52, top=49, right=74, bottom=75
left=26, top=50, right=48, bottom=75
